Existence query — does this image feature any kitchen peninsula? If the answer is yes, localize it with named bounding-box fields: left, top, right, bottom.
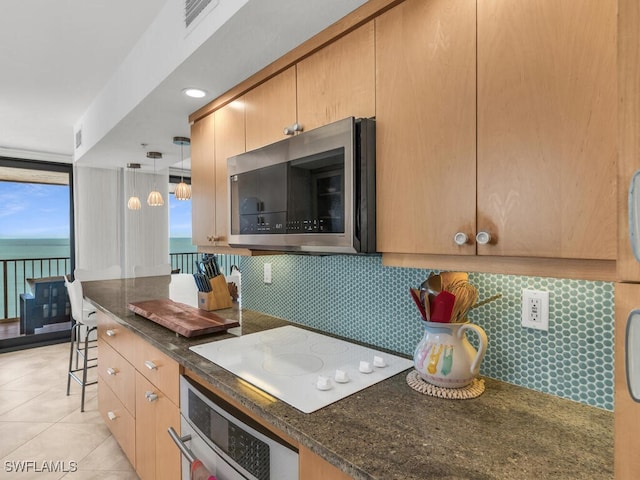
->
left=84, top=276, right=612, bottom=480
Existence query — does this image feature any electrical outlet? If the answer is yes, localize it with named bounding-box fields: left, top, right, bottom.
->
left=263, top=263, right=272, bottom=284
left=521, top=289, right=549, bottom=331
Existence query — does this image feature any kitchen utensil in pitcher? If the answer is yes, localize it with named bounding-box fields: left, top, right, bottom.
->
left=410, top=288, right=427, bottom=321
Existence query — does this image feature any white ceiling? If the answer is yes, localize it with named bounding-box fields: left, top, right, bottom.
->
left=0, top=0, right=367, bottom=171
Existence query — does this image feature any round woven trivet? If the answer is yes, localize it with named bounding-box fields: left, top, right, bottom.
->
left=406, top=370, right=485, bottom=399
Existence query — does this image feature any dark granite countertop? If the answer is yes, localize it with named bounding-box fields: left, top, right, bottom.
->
left=84, top=276, right=613, bottom=480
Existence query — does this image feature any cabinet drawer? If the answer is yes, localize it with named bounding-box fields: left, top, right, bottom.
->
left=133, top=336, right=180, bottom=406
left=98, top=338, right=136, bottom=416
left=98, top=380, right=136, bottom=467
left=97, top=311, right=135, bottom=361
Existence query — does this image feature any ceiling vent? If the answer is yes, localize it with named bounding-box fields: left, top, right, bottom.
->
left=185, top=0, right=219, bottom=28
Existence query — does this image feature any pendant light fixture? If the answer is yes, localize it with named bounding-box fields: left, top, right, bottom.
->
left=127, top=163, right=142, bottom=210
left=146, top=151, right=164, bottom=207
left=173, top=136, right=191, bottom=201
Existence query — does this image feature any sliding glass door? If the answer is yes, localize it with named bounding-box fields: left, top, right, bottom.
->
left=0, top=157, right=74, bottom=352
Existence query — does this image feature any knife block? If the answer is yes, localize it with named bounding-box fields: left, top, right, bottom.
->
left=198, top=275, right=233, bottom=311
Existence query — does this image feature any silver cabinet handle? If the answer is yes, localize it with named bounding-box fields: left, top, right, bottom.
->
left=107, top=411, right=117, bottom=421
left=168, top=427, right=196, bottom=465
left=106, top=329, right=116, bottom=337
left=145, top=391, right=158, bottom=402
left=144, top=360, right=157, bottom=370
left=453, top=232, right=469, bottom=246
left=106, top=367, right=117, bottom=376
left=476, top=231, right=492, bottom=245
left=283, top=123, right=303, bottom=135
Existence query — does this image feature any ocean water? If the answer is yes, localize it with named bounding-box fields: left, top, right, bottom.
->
left=0, top=238, right=196, bottom=319
left=0, top=237, right=196, bottom=260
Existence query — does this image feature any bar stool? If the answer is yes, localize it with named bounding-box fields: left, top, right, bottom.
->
left=64, top=274, right=98, bottom=412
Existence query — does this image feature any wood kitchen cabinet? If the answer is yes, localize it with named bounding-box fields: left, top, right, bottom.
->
left=375, top=0, right=477, bottom=255
left=617, top=0, right=640, bottom=282
left=191, top=101, right=249, bottom=250
left=296, top=21, right=375, bottom=132
left=476, top=0, right=616, bottom=259
left=244, top=22, right=374, bottom=151
left=214, top=99, right=246, bottom=247
left=615, top=282, right=640, bottom=479
left=191, top=113, right=216, bottom=247
left=244, top=66, right=297, bottom=151
left=376, top=0, right=616, bottom=263
left=97, top=311, right=182, bottom=478
left=135, top=372, right=181, bottom=480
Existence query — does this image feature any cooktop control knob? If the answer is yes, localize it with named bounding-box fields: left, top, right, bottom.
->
left=334, top=369, right=350, bottom=383
left=373, top=355, right=387, bottom=368
left=316, top=375, right=332, bottom=391
left=359, top=360, right=373, bottom=374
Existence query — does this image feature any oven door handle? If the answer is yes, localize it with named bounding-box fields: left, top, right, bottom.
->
left=168, top=426, right=196, bottom=465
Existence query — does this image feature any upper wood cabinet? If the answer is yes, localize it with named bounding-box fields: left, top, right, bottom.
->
left=214, top=100, right=246, bottom=246
left=191, top=101, right=246, bottom=249
left=296, top=21, right=375, bottom=132
left=191, top=114, right=216, bottom=247
left=618, top=0, right=640, bottom=282
left=376, top=0, right=616, bottom=262
left=244, top=66, right=297, bottom=151
left=375, top=0, right=477, bottom=255
left=476, top=0, right=616, bottom=259
left=244, top=21, right=375, bottom=151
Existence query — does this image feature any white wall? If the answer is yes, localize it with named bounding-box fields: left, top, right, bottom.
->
left=73, top=165, right=168, bottom=278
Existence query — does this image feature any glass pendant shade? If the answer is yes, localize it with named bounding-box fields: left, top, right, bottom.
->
left=173, top=136, right=191, bottom=201
left=147, top=190, right=164, bottom=206
left=174, top=181, right=191, bottom=200
left=146, top=152, right=164, bottom=207
left=127, top=163, right=142, bottom=210
left=127, top=195, right=142, bottom=210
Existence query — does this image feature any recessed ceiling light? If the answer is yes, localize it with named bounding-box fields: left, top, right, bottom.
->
left=182, top=88, right=207, bottom=98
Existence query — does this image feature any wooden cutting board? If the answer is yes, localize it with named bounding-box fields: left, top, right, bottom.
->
left=128, top=298, right=239, bottom=337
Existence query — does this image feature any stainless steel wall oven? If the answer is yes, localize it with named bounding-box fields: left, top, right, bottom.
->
left=171, top=376, right=298, bottom=480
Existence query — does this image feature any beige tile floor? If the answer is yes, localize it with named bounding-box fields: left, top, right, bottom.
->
left=0, top=342, right=138, bottom=479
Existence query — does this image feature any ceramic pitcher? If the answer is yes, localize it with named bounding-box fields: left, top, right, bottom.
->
left=413, top=321, right=488, bottom=388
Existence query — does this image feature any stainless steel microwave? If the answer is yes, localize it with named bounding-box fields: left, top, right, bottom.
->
left=227, top=117, right=375, bottom=254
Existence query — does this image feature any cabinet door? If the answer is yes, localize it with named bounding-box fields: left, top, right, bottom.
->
left=244, top=66, right=297, bottom=151
left=617, top=0, right=640, bottom=281
left=135, top=372, right=181, bottom=480
left=477, top=0, right=616, bottom=259
left=297, top=21, right=375, bottom=132
left=615, top=283, right=640, bottom=479
left=375, top=0, right=477, bottom=255
left=214, top=100, right=246, bottom=246
left=191, top=114, right=216, bottom=246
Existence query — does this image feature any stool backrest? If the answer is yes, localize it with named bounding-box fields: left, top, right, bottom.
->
left=64, top=274, right=84, bottom=323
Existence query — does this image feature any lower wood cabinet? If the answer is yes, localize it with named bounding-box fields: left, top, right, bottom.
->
left=135, top=372, right=181, bottom=480
left=299, top=445, right=353, bottom=480
left=97, top=372, right=136, bottom=465
left=97, top=312, right=181, bottom=478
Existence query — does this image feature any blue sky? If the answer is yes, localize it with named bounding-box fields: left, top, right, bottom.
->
left=0, top=182, right=70, bottom=238
left=0, top=181, right=192, bottom=238
left=169, top=194, right=192, bottom=238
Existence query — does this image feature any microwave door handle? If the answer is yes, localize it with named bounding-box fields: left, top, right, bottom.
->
left=168, top=427, right=196, bottom=465
left=629, top=169, right=640, bottom=262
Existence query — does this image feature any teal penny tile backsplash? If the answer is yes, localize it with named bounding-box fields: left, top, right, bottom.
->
left=237, top=254, right=614, bottom=411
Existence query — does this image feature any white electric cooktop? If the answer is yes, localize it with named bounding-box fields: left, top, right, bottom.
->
left=190, top=325, right=413, bottom=413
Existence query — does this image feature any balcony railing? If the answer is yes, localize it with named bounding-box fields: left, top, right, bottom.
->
left=1, top=252, right=243, bottom=321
